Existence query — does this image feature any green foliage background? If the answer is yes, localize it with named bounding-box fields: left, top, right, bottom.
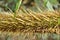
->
left=0, top=0, right=60, bottom=12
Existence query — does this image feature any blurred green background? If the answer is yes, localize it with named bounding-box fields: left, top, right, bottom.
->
left=0, top=0, right=60, bottom=12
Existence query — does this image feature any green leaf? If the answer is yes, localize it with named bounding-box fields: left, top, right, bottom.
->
left=46, top=1, right=54, bottom=11
left=14, top=0, right=22, bottom=12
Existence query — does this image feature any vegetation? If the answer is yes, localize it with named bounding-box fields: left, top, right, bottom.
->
left=0, top=0, right=60, bottom=40
left=0, top=0, right=60, bottom=12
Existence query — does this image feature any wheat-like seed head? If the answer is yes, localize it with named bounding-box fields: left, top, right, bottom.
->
left=0, top=10, right=60, bottom=34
